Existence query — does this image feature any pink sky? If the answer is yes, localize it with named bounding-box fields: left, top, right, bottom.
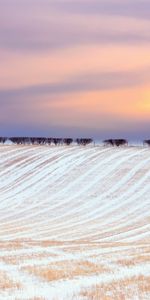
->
left=0, top=0, right=150, bottom=140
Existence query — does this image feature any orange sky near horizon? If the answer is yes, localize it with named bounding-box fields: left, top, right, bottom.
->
left=0, top=0, right=150, bottom=139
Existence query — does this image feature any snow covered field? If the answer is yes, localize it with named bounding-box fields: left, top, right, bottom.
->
left=0, top=144, right=150, bottom=299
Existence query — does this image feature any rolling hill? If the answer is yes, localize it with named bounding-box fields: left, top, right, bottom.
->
left=0, top=144, right=150, bottom=299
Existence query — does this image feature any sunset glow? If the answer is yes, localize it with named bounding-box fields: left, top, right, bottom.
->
left=0, top=0, right=150, bottom=140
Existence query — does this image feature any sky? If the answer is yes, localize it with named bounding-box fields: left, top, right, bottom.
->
left=0, top=0, right=150, bottom=140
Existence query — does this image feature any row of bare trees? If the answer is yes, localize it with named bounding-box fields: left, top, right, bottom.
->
left=104, top=139, right=150, bottom=146
left=0, top=137, right=150, bottom=147
left=0, top=137, right=93, bottom=146
left=103, top=139, right=128, bottom=146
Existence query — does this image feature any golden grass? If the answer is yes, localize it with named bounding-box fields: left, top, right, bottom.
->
left=15, top=298, right=46, bottom=300
left=7, top=239, right=65, bottom=249
left=117, top=255, right=150, bottom=267
left=22, top=260, right=108, bottom=282
left=62, top=240, right=150, bottom=253
left=27, top=298, right=46, bottom=300
left=80, top=275, right=150, bottom=300
left=0, top=252, right=57, bottom=266
left=0, top=239, right=149, bottom=299
left=0, top=239, right=149, bottom=251
left=0, top=271, right=21, bottom=290
left=0, top=256, right=19, bottom=265
left=0, top=241, right=26, bottom=249
left=39, top=240, right=65, bottom=247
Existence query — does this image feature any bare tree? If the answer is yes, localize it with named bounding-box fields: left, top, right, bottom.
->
left=103, top=139, right=128, bottom=147
left=143, top=140, right=150, bottom=146
left=52, top=138, right=63, bottom=145
left=76, top=138, right=93, bottom=146
left=103, top=139, right=114, bottom=146
left=0, top=137, right=7, bottom=144
left=63, top=138, right=73, bottom=146
left=46, top=138, right=52, bottom=145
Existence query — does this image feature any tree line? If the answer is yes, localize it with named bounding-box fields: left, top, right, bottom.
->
left=0, top=137, right=93, bottom=146
left=0, top=137, right=150, bottom=147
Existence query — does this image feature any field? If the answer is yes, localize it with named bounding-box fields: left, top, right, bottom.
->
left=0, top=144, right=150, bottom=300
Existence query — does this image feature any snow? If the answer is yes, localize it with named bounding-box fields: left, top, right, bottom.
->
left=3, top=139, right=14, bottom=145
left=0, top=145, right=150, bottom=299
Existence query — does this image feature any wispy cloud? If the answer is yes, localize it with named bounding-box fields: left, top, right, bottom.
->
left=0, top=68, right=149, bottom=104
left=51, top=0, right=150, bottom=20
left=0, top=1, right=150, bottom=52
left=0, top=0, right=149, bottom=138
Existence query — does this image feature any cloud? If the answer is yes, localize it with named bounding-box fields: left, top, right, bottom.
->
left=0, top=0, right=149, bottom=139
left=51, top=0, right=150, bottom=20
left=0, top=68, right=149, bottom=104
left=0, top=0, right=149, bottom=52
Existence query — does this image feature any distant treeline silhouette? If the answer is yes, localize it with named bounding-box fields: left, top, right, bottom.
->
left=103, top=139, right=128, bottom=146
left=143, top=140, right=150, bottom=146
left=0, top=137, right=93, bottom=146
left=0, top=137, right=150, bottom=147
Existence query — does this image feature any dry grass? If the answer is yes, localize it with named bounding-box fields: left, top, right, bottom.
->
left=0, top=239, right=91, bottom=248
left=39, top=240, right=66, bottom=247
left=80, top=275, right=150, bottom=300
left=0, top=239, right=149, bottom=299
left=16, top=298, right=46, bottom=300
left=0, top=256, right=19, bottom=265
left=27, top=298, right=46, bottom=300
left=117, top=255, right=150, bottom=267
left=22, top=260, right=108, bottom=282
left=0, top=241, right=27, bottom=249
left=0, top=271, right=21, bottom=290
left=0, top=252, right=57, bottom=266
left=62, top=241, right=150, bottom=254
left=0, top=239, right=148, bottom=251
